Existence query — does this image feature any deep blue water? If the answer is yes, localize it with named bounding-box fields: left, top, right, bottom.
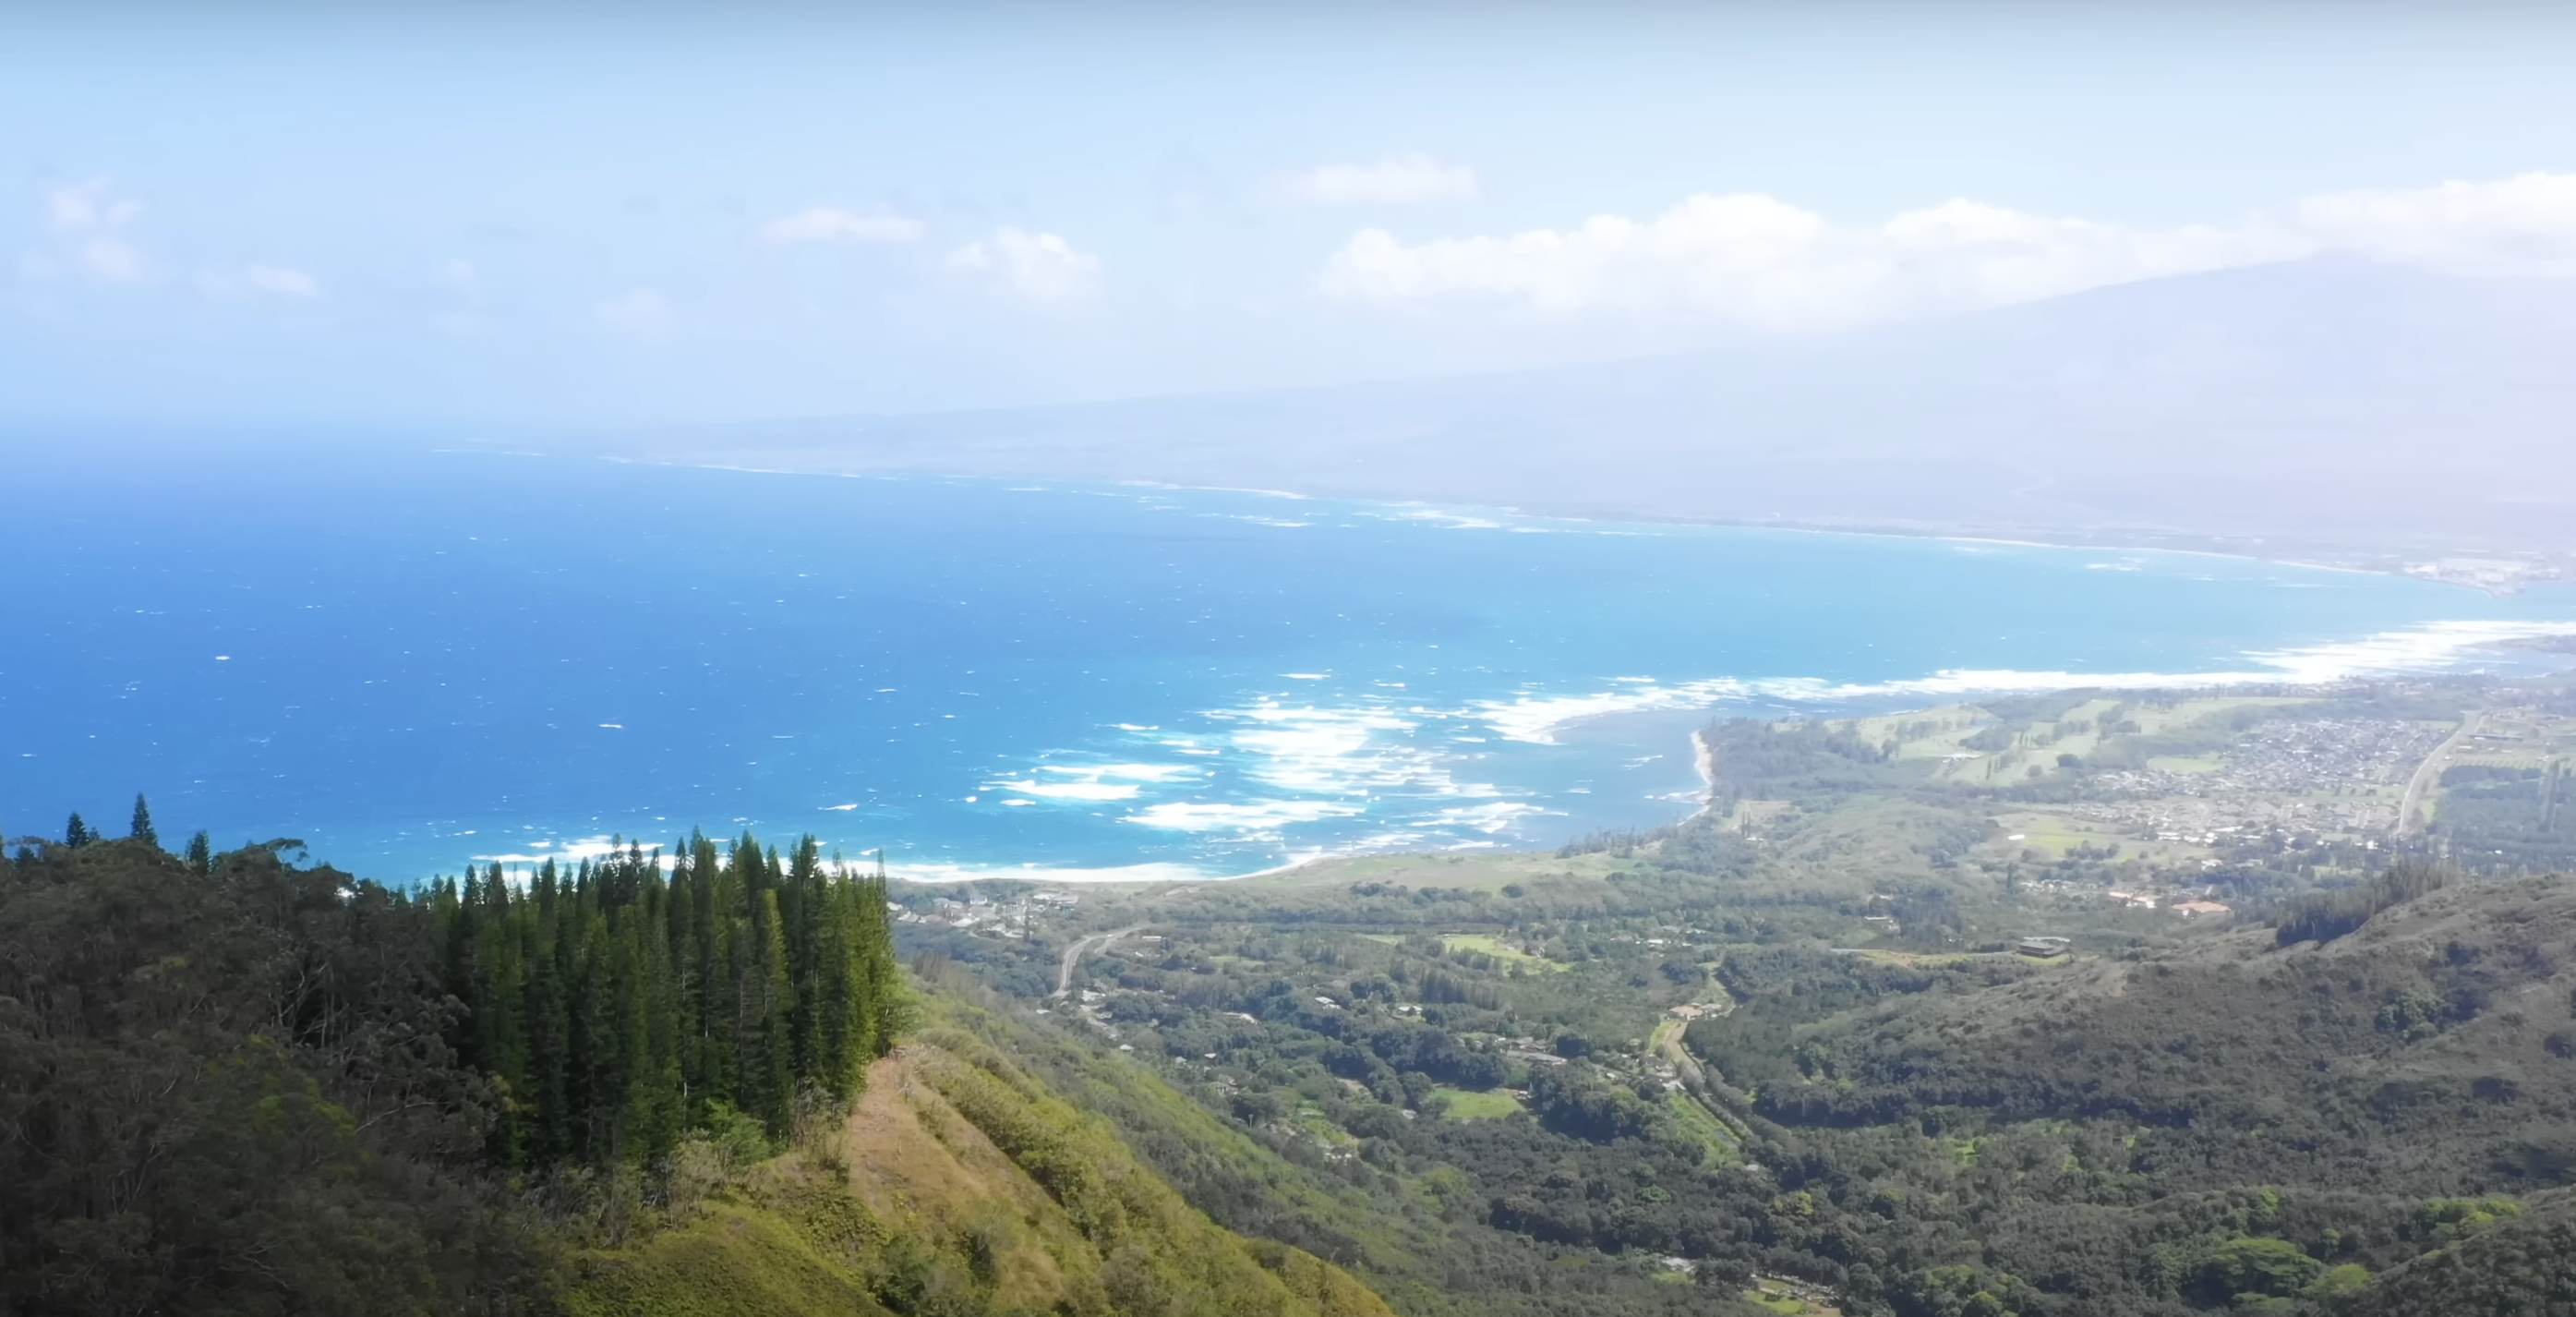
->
left=5, top=442, right=2571, bottom=881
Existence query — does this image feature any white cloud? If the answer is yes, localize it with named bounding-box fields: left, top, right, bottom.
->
left=2298, top=173, right=2576, bottom=278
left=1268, top=152, right=1479, bottom=207
left=46, top=179, right=141, bottom=231
left=431, top=258, right=481, bottom=295
left=1323, top=192, right=2309, bottom=330
left=1322, top=172, right=2576, bottom=331
left=945, top=227, right=1102, bottom=303
left=29, top=178, right=150, bottom=284
left=594, top=287, right=675, bottom=338
left=197, top=264, right=319, bottom=299
left=758, top=205, right=928, bottom=246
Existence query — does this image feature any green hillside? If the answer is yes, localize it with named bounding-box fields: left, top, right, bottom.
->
left=563, top=995, right=1398, bottom=1317
left=0, top=830, right=1405, bottom=1317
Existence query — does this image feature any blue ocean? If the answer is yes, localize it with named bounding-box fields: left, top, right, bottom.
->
left=6, top=441, right=2571, bottom=882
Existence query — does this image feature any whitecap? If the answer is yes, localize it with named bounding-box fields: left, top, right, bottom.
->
left=990, top=779, right=1142, bottom=801
left=1122, top=799, right=1366, bottom=832
left=1467, top=619, right=2576, bottom=744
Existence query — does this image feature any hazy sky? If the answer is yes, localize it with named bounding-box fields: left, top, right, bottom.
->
left=7, top=1, right=2576, bottom=429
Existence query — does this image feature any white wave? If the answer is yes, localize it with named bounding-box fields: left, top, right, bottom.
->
left=892, top=859, right=1228, bottom=885
left=1210, top=701, right=1524, bottom=805
left=1473, top=678, right=1752, bottom=743
left=989, top=778, right=1140, bottom=801
left=1122, top=799, right=1366, bottom=832
left=472, top=835, right=671, bottom=867
left=1398, top=509, right=1507, bottom=530
left=1427, top=801, right=1550, bottom=834
left=1469, top=618, right=2576, bottom=744
left=1046, top=762, right=1200, bottom=781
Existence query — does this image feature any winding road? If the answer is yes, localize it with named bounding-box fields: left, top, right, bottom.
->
left=2400, top=710, right=2482, bottom=837
left=1053, top=924, right=1149, bottom=997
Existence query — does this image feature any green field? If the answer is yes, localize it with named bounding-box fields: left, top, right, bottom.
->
left=1663, top=1087, right=1741, bottom=1164
left=1432, top=1087, right=1524, bottom=1119
left=1441, top=934, right=1566, bottom=971
left=1746, top=1279, right=1839, bottom=1314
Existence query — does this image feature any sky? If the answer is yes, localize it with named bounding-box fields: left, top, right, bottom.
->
left=6, top=1, right=2576, bottom=430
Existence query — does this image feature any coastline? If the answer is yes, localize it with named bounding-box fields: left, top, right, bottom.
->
left=574, top=448, right=2570, bottom=598
left=1691, top=727, right=1717, bottom=822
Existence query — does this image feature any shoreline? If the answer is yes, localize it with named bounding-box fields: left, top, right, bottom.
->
left=569, top=449, right=2570, bottom=598
left=1691, top=727, right=1717, bottom=822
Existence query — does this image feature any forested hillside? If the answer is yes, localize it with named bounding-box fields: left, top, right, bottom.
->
left=0, top=821, right=1400, bottom=1317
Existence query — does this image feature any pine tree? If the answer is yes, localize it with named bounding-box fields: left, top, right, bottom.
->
left=63, top=813, right=90, bottom=848
left=477, top=865, right=531, bottom=1166
left=745, top=888, right=797, bottom=1135
left=126, top=794, right=158, bottom=849
left=424, top=827, right=904, bottom=1172
left=184, top=830, right=212, bottom=875
left=692, top=832, right=738, bottom=1112
left=524, top=904, right=572, bottom=1163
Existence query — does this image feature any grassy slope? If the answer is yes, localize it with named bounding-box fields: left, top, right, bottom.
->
left=563, top=1197, right=895, bottom=1317
left=563, top=984, right=1401, bottom=1317
left=919, top=986, right=1455, bottom=1298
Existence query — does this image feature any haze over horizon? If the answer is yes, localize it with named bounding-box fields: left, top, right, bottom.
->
left=8, top=1, right=2576, bottom=431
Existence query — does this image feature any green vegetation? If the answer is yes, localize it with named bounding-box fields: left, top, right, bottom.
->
left=0, top=820, right=1403, bottom=1317
left=1, top=834, right=549, bottom=1313
left=428, top=831, right=905, bottom=1166
left=17, top=671, right=2576, bottom=1316
left=1441, top=934, right=1566, bottom=971
left=883, top=673, right=2576, bottom=1317
left=1431, top=1086, right=1523, bottom=1119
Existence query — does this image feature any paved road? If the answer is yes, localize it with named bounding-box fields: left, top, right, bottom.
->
left=2400, top=710, right=2482, bottom=837
left=1053, top=924, right=1149, bottom=997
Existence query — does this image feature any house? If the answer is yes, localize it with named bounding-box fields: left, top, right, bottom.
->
left=2016, top=936, right=2072, bottom=958
left=2170, top=900, right=2232, bottom=918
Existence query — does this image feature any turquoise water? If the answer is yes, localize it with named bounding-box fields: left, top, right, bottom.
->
left=4, top=443, right=2570, bottom=881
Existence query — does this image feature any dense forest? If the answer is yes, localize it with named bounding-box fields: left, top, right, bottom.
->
left=0, top=806, right=904, bottom=1315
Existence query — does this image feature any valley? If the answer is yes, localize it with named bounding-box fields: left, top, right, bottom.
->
left=891, top=670, right=2576, bottom=1316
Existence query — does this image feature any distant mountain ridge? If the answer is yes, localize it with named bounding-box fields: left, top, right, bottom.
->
left=579, top=258, right=2576, bottom=567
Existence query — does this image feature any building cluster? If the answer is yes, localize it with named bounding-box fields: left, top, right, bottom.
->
left=2059, top=718, right=2454, bottom=849
left=2098, top=719, right=2451, bottom=798
left=895, top=887, right=1079, bottom=936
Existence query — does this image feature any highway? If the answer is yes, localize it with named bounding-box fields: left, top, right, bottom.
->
left=2400, top=709, right=2482, bottom=837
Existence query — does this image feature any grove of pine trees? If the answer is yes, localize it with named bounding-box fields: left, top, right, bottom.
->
left=428, top=831, right=907, bottom=1168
